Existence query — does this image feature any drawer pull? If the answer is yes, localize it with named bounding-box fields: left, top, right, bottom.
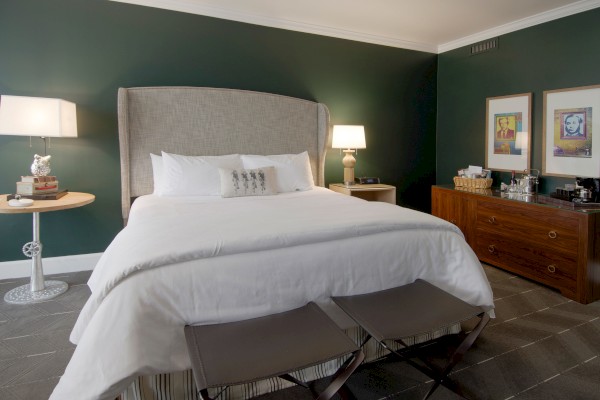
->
left=548, top=231, right=557, bottom=239
left=547, top=264, right=556, bottom=273
left=488, top=216, right=496, bottom=224
left=488, top=244, right=496, bottom=254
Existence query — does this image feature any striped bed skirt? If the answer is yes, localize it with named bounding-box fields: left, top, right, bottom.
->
left=120, top=324, right=460, bottom=400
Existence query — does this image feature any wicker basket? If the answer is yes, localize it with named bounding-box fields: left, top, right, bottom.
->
left=454, top=186, right=493, bottom=195
left=453, top=176, right=493, bottom=189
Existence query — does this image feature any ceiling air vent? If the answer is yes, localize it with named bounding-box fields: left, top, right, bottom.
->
left=470, top=38, right=498, bottom=55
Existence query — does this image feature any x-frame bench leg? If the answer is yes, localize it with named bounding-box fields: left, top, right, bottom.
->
left=198, top=349, right=365, bottom=400
left=361, top=312, right=490, bottom=400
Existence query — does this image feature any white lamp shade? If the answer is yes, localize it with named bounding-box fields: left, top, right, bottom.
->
left=332, top=125, right=366, bottom=149
left=515, top=131, right=528, bottom=150
left=0, top=95, right=77, bottom=138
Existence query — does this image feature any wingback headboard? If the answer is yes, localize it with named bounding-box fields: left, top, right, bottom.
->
left=117, top=87, right=330, bottom=222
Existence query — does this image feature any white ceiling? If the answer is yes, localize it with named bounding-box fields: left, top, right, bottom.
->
left=111, top=0, right=600, bottom=53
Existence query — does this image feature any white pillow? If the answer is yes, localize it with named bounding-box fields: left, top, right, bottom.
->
left=219, top=167, right=277, bottom=198
left=150, top=153, right=164, bottom=194
left=160, top=152, right=243, bottom=196
left=241, top=151, right=314, bottom=193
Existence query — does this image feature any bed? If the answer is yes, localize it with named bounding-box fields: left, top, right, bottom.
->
left=50, top=87, right=494, bottom=400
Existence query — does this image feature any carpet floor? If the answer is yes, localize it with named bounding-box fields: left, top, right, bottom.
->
left=0, top=264, right=598, bottom=400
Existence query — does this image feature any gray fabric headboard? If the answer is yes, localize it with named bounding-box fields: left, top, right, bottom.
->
left=118, top=87, right=330, bottom=222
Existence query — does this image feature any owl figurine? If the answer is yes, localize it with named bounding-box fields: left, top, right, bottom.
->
left=31, top=154, right=52, bottom=176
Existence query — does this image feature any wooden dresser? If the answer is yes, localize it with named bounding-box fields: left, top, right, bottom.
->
left=432, top=185, right=600, bottom=304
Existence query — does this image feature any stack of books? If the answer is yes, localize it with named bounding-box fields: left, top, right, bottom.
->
left=12, top=176, right=68, bottom=200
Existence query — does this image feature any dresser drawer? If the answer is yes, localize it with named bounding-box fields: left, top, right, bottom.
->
left=475, top=230, right=577, bottom=295
left=476, top=201, right=579, bottom=253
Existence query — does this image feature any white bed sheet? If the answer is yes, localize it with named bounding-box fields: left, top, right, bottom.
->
left=51, top=188, right=494, bottom=400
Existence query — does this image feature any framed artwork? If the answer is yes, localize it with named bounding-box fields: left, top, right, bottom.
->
left=485, top=93, right=531, bottom=172
left=543, top=84, right=600, bottom=177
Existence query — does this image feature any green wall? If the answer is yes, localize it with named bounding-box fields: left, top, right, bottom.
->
left=0, top=0, right=437, bottom=262
left=437, top=8, right=600, bottom=192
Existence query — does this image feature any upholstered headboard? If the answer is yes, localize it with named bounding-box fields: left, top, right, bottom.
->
left=117, top=87, right=330, bottom=222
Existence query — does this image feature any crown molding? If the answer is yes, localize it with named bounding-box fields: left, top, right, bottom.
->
left=112, top=0, right=600, bottom=55
left=110, top=0, right=438, bottom=53
left=438, top=0, right=600, bottom=53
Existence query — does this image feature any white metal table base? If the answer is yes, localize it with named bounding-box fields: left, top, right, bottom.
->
left=4, top=211, right=69, bottom=304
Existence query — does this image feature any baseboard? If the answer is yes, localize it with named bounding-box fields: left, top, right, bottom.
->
left=0, top=253, right=102, bottom=281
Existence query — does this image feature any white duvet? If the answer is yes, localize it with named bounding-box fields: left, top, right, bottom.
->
left=51, top=187, right=494, bottom=400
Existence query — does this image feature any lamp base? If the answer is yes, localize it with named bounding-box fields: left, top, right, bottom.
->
left=343, top=167, right=355, bottom=187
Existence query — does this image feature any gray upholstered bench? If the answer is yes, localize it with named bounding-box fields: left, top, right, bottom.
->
left=184, top=302, right=364, bottom=400
left=333, top=279, right=490, bottom=400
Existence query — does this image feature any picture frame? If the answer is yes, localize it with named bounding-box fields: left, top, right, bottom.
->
left=485, top=93, right=532, bottom=172
left=543, top=84, right=600, bottom=178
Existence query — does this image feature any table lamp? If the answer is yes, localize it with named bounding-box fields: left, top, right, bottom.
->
left=332, top=125, right=366, bottom=186
left=0, top=95, right=77, bottom=176
left=515, top=131, right=529, bottom=158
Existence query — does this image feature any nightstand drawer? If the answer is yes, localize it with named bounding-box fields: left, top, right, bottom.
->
left=475, top=201, right=579, bottom=253
left=475, top=230, right=577, bottom=295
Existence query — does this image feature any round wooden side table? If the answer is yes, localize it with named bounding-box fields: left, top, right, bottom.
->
left=0, top=192, right=95, bottom=304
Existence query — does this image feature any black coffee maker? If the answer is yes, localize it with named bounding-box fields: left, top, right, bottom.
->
left=576, top=177, right=600, bottom=203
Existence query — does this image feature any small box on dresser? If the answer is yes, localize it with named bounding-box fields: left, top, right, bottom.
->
left=432, top=185, right=600, bottom=304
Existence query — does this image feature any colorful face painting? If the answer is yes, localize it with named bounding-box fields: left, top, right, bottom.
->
left=493, top=112, right=522, bottom=155
left=553, top=107, right=592, bottom=158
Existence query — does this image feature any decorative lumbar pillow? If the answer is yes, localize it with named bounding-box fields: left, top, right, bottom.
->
left=160, top=152, right=243, bottom=196
left=219, top=167, right=277, bottom=198
left=241, top=151, right=314, bottom=193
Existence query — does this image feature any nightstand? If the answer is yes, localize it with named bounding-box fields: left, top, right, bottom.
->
left=0, top=192, right=95, bottom=304
left=329, top=183, right=396, bottom=204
